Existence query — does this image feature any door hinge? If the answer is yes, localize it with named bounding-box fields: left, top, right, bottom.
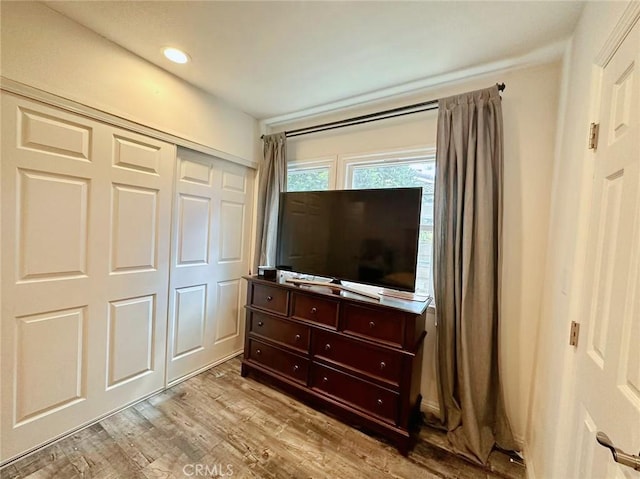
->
left=569, top=321, right=580, bottom=347
left=588, top=122, right=600, bottom=150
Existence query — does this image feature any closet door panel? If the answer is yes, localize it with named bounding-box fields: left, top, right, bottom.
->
left=2, top=95, right=104, bottom=462
left=173, top=284, right=208, bottom=358
left=15, top=307, right=86, bottom=425
left=100, top=127, right=173, bottom=408
left=210, top=162, right=254, bottom=360
left=215, top=279, right=242, bottom=342
left=167, top=149, right=254, bottom=384
left=0, top=93, right=173, bottom=463
left=17, top=170, right=89, bottom=280
left=18, top=107, right=92, bottom=161
left=176, top=194, right=211, bottom=266
left=110, top=184, right=159, bottom=272
left=106, top=295, right=155, bottom=388
left=167, top=154, right=216, bottom=382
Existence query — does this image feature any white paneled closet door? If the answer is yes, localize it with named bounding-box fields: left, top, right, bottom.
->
left=167, top=148, right=254, bottom=384
left=0, top=93, right=174, bottom=463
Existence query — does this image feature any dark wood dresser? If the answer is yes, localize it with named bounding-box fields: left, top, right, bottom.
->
left=241, top=275, right=429, bottom=454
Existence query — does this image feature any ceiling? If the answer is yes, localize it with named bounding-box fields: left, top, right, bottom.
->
left=45, top=1, right=585, bottom=121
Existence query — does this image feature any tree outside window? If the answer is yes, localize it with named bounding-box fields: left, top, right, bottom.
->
left=287, top=167, right=329, bottom=192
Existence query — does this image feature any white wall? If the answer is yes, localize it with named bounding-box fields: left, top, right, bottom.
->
left=526, top=2, right=630, bottom=478
left=273, top=61, right=562, bottom=445
left=0, top=1, right=258, bottom=164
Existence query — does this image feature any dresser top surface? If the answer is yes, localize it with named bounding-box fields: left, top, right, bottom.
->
left=244, top=275, right=430, bottom=315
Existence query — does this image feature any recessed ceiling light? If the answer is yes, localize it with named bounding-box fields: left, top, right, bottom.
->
left=163, top=47, right=190, bottom=64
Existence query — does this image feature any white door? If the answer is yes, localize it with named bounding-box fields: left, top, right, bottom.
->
left=571, top=21, right=640, bottom=479
left=166, top=148, right=254, bottom=384
left=0, top=94, right=174, bottom=463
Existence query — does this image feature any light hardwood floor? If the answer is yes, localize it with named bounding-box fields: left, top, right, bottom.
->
left=0, top=358, right=525, bottom=479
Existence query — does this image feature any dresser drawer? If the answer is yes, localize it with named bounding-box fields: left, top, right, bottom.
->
left=291, top=292, right=339, bottom=328
left=247, top=339, right=308, bottom=384
left=343, top=303, right=404, bottom=347
left=312, top=330, right=402, bottom=387
left=249, top=311, right=310, bottom=353
left=311, top=363, right=399, bottom=424
left=251, top=283, right=288, bottom=315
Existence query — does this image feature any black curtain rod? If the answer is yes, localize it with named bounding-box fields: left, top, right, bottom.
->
left=261, top=83, right=505, bottom=139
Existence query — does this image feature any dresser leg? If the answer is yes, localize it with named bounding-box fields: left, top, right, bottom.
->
left=410, top=394, right=424, bottom=431
left=240, top=362, right=249, bottom=377
left=397, top=437, right=412, bottom=456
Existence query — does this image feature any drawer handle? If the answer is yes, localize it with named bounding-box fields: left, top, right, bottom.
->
left=293, top=365, right=299, bottom=373
left=256, top=349, right=262, bottom=355
left=311, top=307, right=317, bottom=314
left=322, top=376, right=328, bottom=383
left=257, top=321, right=264, bottom=327
left=294, top=334, right=301, bottom=342
left=266, top=296, right=273, bottom=302
left=324, top=343, right=331, bottom=351
left=380, top=361, right=386, bottom=370
left=369, top=321, right=376, bottom=329
left=377, top=399, right=383, bottom=407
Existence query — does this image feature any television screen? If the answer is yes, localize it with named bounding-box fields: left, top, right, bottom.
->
left=276, top=188, right=422, bottom=292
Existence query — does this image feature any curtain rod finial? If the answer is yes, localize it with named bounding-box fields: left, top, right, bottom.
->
left=497, top=82, right=506, bottom=92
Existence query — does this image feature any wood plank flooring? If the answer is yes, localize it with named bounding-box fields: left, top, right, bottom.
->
left=1, top=358, right=525, bottom=479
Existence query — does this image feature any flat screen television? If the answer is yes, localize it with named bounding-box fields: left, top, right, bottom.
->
left=276, top=187, right=422, bottom=292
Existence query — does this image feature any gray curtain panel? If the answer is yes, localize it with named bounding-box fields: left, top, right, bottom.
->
left=253, top=132, right=287, bottom=272
left=433, top=85, right=516, bottom=464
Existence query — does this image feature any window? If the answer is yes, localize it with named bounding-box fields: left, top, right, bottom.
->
left=287, top=167, right=329, bottom=192
left=345, top=155, right=435, bottom=297
left=287, top=149, right=434, bottom=297
left=286, top=158, right=336, bottom=192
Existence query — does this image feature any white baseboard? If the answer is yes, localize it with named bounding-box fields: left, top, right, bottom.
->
left=420, top=398, right=441, bottom=416
left=166, top=349, right=244, bottom=388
